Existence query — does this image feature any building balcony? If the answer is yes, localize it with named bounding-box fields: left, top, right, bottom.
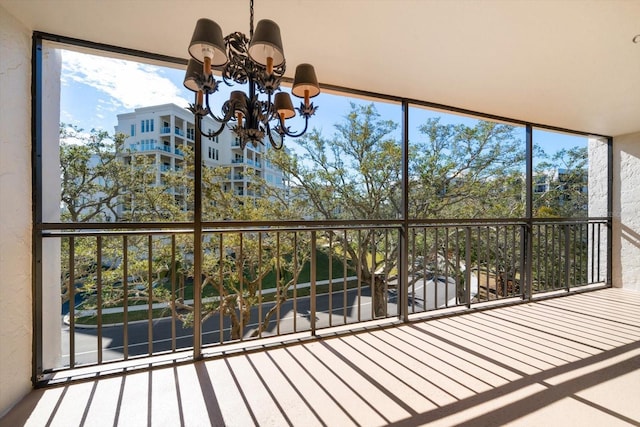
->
left=2, top=286, right=638, bottom=425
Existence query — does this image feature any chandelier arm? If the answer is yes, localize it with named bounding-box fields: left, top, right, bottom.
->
left=195, top=112, right=227, bottom=138
left=205, top=93, right=235, bottom=124
left=280, top=115, right=310, bottom=138
left=266, top=123, right=284, bottom=150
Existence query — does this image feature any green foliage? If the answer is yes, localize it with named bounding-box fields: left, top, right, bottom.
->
left=533, top=146, right=588, bottom=217
left=410, top=118, right=526, bottom=219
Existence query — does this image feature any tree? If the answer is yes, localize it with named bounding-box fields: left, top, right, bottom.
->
left=270, top=104, right=528, bottom=313
left=533, top=146, right=588, bottom=217
left=59, top=124, right=189, bottom=308
left=410, top=118, right=525, bottom=219
left=170, top=159, right=309, bottom=340
left=531, top=146, right=589, bottom=290
left=268, top=103, right=402, bottom=316
left=60, top=124, right=127, bottom=222
left=60, top=126, right=307, bottom=342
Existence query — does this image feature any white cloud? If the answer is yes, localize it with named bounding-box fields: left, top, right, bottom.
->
left=61, top=50, right=190, bottom=111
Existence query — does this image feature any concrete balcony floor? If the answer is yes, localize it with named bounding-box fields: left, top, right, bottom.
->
left=2, top=287, right=639, bottom=426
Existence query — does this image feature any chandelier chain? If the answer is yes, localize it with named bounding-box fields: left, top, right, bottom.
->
left=249, top=0, right=254, bottom=38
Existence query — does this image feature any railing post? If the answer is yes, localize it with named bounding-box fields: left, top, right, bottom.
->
left=32, top=33, right=44, bottom=385
left=193, top=109, right=203, bottom=359
left=310, top=231, right=317, bottom=336
left=521, top=223, right=533, bottom=302
left=524, top=124, right=533, bottom=302
left=399, top=100, right=410, bottom=322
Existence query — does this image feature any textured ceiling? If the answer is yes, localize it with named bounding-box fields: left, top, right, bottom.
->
left=2, top=0, right=639, bottom=137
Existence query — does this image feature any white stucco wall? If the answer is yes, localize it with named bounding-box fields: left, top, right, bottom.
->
left=612, top=131, right=640, bottom=291
left=0, top=4, right=33, bottom=417
left=41, top=45, right=62, bottom=370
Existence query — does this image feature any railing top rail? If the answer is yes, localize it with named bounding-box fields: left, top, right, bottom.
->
left=38, top=217, right=610, bottom=237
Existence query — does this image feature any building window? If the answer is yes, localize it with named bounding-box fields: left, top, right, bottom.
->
left=140, top=119, right=154, bottom=133
left=130, top=124, right=135, bottom=137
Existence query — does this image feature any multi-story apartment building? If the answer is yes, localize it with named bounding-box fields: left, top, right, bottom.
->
left=533, top=167, right=588, bottom=213
left=115, top=103, right=288, bottom=214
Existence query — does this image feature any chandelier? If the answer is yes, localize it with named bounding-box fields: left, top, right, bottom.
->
left=183, top=0, right=320, bottom=150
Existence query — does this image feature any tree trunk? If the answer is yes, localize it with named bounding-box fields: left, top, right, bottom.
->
left=373, top=276, right=386, bottom=318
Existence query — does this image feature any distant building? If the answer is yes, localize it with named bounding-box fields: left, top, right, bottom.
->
left=115, top=103, right=288, bottom=214
left=533, top=168, right=588, bottom=211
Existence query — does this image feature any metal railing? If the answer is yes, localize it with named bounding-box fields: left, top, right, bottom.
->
left=38, top=217, right=608, bottom=373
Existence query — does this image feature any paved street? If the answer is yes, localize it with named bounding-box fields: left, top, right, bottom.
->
left=61, top=277, right=464, bottom=366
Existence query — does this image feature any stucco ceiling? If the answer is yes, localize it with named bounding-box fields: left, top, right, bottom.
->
left=2, top=0, right=639, bottom=137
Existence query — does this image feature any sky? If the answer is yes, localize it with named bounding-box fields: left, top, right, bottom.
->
left=58, top=47, right=587, bottom=160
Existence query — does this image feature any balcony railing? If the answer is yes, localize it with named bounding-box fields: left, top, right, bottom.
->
left=38, top=218, right=609, bottom=375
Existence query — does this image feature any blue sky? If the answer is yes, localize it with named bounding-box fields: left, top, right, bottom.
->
left=59, top=48, right=587, bottom=159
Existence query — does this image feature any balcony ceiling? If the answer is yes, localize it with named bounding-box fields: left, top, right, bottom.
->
left=2, top=0, right=639, bottom=137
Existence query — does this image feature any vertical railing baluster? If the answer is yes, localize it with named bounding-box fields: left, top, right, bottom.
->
left=422, top=227, right=427, bottom=311
left=276, top=232, right=281, bottom=335
left=293, top=232, right=298, bottom=332
left=441, top=227, right=448, bottom=308
left=239, top=233, right=244, bottom=341
left=357, top=230, right=362, bottom=322
left=564, top=224, right=571, bottom=291
left=384, top=228, right=389, bottom=317
left=171, top=235, right=176, bottom=351
left=311, top=231, right=317, bottom=336
left=465, top=227, right=471, bottom=308
left=343, top=230, right=348, bottom=325
left=258, top=232, right=263, bottom=338
left=580, top=223, right=586, bottom=284
left=68, top=236, right=75, bottom=368
left=411, top=227, right=417, bottom=314
left=486, top=226, right=490, bottom=301
left=552, top=224, right=557, bottom=289
left=590, top=223, right=595, bottom=283
left=497, top=226, right=502, bottom=299
left=219, top=234, right=224, bottom=344
left=511, top=225, right=517, bottom=298
left=477, top=226, right=483, bottom=301
left=96, top=236, right=103, bottom=365
left=545, top=225, right=550, bottom=290
left=453, top=228, right=460, bottom=307
left=534, top=225, right=540, bottom=294
left=328, top=232, right=333, bottom=327
left=502, top=225, right=508, bottom=298
left=147, top=235, right=153, bottom=356
left=434, top=227, right=440, bottom=305
left=122, top=236, right=128, bottom=360
left=597, top=223, right=602, bottom=282
left=371, top=231, right=376, bottom=319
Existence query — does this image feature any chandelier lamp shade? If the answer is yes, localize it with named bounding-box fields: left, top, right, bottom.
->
left=183, top=0, right=320, bottom=150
